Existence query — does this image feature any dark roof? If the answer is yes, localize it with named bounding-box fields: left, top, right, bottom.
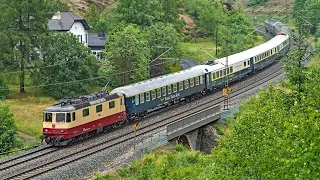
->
left=48, top=12, right=91, bottom=31
left=88, top=33, right=109, bottom=47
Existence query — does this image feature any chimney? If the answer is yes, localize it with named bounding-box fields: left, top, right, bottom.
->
left=98, top=32, right=105, bottom=39
left=57, top=11, right=61, bottom=21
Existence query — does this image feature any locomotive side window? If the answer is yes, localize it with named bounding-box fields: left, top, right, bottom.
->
left=195, top=76, right=199, bottom=85
left=44, top=113, right=52, bottom=122
left=135, top=95, right=139, bottom=105
left=157, top=88, right=161, bottom=98
left=179, top=82, right=183, bottom=91
left=211, top=73, right=215, bottom=80
left=173, top=83, right=177, bottom=93
left=190, top=78, right=194, bottom=87
left=216, top=72, right=219, bottom=78
left=72, top=112, right=76, bottom=121
left=162, top=87, right=166, bottom=96
left=109, top=101, right=116, bottom=108
left=146, top=91, right=150, bottom=102
left=96, top=104, right=102, bottom=113
left=167, top=85, right=172, bottom=95
left=184, top=80, right=189, bottom=89
left=140, top=93, right=144, bottom=104
left=66, top=113, right=71, bottom=123
left=220, top=70, right=223, bottom=76
left=152, top=90, right=156, bottom=100
left=56, top=113, right=66, bottom=123
left=83, top=109, right=89, bottom=117
left=244, top=61, right=246, bottom=66
left=248, top=61, right=250, bottom=65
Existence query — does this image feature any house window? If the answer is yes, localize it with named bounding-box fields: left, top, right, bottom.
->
left=140, top=93, right=144, bottom=104
left=80, top=35, right=83, bottom=42
left=167, top=85, right=172, bottom=95
left=146, top=91, right=150, bottom=102
left=162, top=87, right=166, bottom=96
left=85, top=34, right=87, bottom=43
left=173, top=83, right=177, bottom=93
left=157, top=88, right=161, bottom=98
left=109, top=101, right=115, bottom=108
left=83, top=109, right=89, bottom=117
left=190, top=78, right=194, bottom=87
left=152, top=90, right=156, bottom=100
left=184, top=80, right=189, bottom=89
left=77, top=35, right=81, bottom=42
left=96, top=104, right=102, bottom=113
left=179, top=82, right=183, bottom=91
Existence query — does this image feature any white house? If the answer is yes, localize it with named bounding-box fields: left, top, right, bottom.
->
left=48, top=12, right=108, bottom=60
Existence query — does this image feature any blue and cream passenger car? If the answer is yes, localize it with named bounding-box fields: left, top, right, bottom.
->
left=111, top=65, right=210, bottom=117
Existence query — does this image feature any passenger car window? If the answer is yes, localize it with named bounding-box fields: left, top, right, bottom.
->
left=146, top=91, right=150, bottom=102
left=184, top=80, right=189, bottom=89
left=179, top=82, right=183, bottom=91
left=216, top=72, right=219, bottom=78
left=44, top=113, right=52, bottom=122
left=140, top=93, right=144, bottom=104
left=173, top=83, right=177, bottom=93
left=230, top=67, right=233, bottom=73
left=96, top=104, right=102, bottom=113
left=190, top=78, right=194, bottom=87
left=162, top=87, right=166, bottom=96
left=195, top=76, right=199, bottom=85
left=167, top=85, right=172, bottom=94
left=83, top=109, right=89, bottom=117
left=152, top=90, right=156, bottom=100
left=157, top=88, right=161, bottom=98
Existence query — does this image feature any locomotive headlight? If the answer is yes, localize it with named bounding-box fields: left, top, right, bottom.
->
left=60, top=130, right=65, bottom=133
left=44, top=129, right=48, bottom=132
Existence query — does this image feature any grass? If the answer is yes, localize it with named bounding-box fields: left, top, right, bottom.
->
left=179, top=38, right=218, bottom=63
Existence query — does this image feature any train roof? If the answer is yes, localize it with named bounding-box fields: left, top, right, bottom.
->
left=214, top=34, right=289, bottom=67
left=45, top=93, right=122, bottom=112
left=111, top=65, right=212, bottom=97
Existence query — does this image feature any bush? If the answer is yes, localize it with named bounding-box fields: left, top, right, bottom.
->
left=0, top=103, right=17, bottom=153
left=0, top=79, right=9, bottom=100
left=247, top=0, right=266, bottom=6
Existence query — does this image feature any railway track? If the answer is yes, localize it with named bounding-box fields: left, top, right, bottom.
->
left=0, top=59, right=285, bottom=180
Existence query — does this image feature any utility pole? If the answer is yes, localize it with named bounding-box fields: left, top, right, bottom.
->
left=216, top=24, right=219, bottom=56
left=223, top=40, right=229, bottom=110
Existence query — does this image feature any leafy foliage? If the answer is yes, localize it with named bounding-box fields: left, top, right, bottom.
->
left=99, top=25, right=150, bottom=87
left=0, top=79, right=9, bottom=100
left=37, top=33, right=98, bottom=99
left=0, top=0, right=68, bottom=93
left=0, top=103, right=16, bottom=153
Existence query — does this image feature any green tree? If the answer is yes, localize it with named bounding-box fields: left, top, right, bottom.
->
left=0, top=0, right=68, bottom=93
left=37, top=33, right=98, bottom=99
left=0, top=103, right=16, bottom=153
left=85, top=4, right=100, bottom=32
left=99, top=25, right=150, bottom=87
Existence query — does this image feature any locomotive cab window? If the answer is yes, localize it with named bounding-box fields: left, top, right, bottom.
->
left=83, top=109, right=89, bottom=117
left=44, top=113, right=52, bottom=122
left=72, top=112, right=76, bottom=121
left=56, top=113, right=66, bottom=123
left=66, top=113, right=71, bottom=123
left=96, top=104, right=102, bottom=113
left=152, top=90, right=156, bottom=100
left=109, top=101, right=115, bottom=108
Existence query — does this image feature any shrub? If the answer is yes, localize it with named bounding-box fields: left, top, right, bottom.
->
left=0, top=103, right=17, bottom=153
